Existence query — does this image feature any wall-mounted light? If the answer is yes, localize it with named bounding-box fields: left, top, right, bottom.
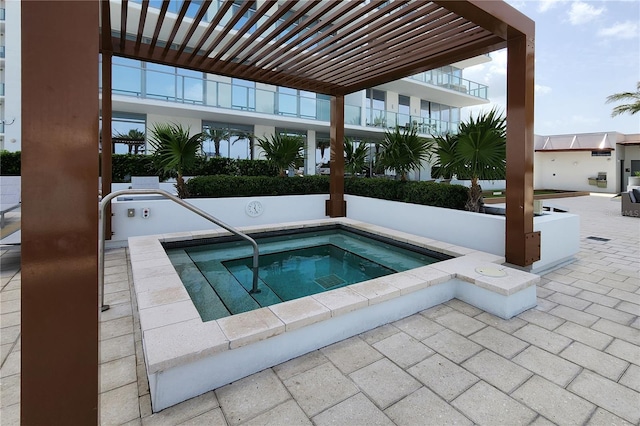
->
left=573, top=161, right=578, bottom=166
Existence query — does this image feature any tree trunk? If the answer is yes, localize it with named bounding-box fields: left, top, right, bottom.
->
left=176, top=173, right=188, bottom=199
left=465, top=176, right=483, bottom=212
left=214, top=139, right=221, bottom=157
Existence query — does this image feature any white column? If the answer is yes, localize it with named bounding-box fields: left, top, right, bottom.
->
left=306, top=129, right=316, bottom=175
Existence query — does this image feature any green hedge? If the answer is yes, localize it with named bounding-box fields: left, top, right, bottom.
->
left=0, top=151, right=21, bottom=176
left=186, top=175, right=330, bottom=198
left=186, top=175, right=467, bottom=210
left=110, top=155, right=278, bottom=182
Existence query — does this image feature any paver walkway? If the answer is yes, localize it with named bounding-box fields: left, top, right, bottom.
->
left=1, top=195, right=639, bottom=425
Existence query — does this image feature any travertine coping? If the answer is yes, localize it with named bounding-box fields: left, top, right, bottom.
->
left=129, top=218, right=538, bottom=374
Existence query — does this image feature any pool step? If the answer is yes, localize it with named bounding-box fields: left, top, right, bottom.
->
left=225, top=264, right=283, bottom=308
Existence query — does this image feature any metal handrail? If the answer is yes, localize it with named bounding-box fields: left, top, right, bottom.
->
left=99, top=189, right=260, bottom=312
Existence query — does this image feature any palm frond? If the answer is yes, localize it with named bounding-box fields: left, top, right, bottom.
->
left=256, top=133, right=304, bottom=176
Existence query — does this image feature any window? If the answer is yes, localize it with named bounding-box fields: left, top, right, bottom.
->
left=366, top=89, right=386, bottom=126
left=398, top=95, right=411, bottom=127
left=100, top=112, right=146, bottom=155
left=202, top=121, right=253, bottom=159
left=231, top=78, right=256, bottom=110
left=591, top=151, right=612, bottom=157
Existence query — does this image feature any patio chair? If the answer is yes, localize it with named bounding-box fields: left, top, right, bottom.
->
left=0, top=176, right=21, bottom=228
left=621, top=189, right=640, bottom=218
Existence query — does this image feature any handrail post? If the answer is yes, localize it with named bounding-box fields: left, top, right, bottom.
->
left=99, top=189, right=260, bottom=312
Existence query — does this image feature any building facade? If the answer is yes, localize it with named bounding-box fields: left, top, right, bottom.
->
left=1, top=0, right=490, bottom=181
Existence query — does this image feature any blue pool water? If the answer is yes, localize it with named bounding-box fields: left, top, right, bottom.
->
left=165, top=228, right=445, bottom=321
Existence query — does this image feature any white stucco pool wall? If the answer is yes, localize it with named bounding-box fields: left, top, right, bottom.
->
left=111, top=194, right=580, bottom=274
left=129, top=218, right=539, bottom=412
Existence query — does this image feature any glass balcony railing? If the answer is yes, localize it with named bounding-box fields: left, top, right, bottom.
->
left=0, top=8, right=5, bottom=21
left=0, top=46, right=5, bottom=59
left=365, top=108, right=458, bottom=135
left=0, top=122, right=4, bottom=134
left=104, top=62, right=461, bottom=135
left=409, top=69, right=488, bottom=99
left=0, top=83, right=4, bottom=96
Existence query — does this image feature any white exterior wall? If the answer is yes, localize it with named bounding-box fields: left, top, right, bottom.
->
left=109, top=194, right=329, bottom=241
left=2, top=0, right=21, bottom=151
left=109, top=194, right=579, bottom=274
left=344, top=195, right=579, bottom=274
left=534, top=151, right=618, bottom=193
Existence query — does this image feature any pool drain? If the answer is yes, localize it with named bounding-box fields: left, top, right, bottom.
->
left=475, top=266, right=507, bottom=277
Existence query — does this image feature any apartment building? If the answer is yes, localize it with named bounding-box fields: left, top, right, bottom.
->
left=1, top=0, right=491, bottom=180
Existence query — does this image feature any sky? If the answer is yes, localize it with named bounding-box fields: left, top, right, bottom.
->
left=462, top=0, right=640, bottom=136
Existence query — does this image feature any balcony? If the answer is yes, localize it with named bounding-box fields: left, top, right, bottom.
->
left=409, top=69, right=488, bottom=99
left=104, top=62, right=460, bottom=136
left=0, top=46, right=5, bottom=59
left=0, top=8, right=5, bottom=21
left=365, top=108, right=458, bottom=135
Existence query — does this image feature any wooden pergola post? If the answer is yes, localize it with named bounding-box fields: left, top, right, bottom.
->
left=327, top=95, right=346, bottom=217
left=505, top=33, right=539, bottom=266
left=21, top=0, right=99, bottom=423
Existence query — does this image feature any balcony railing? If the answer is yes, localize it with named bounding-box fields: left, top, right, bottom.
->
left=104, top=62, right=459, bottom=135
left=0, top=83, right=4, bottom=96
left=0, top=8, right=5, bottom=21
left=365, top=108, right=458, bottom=135
left=0, top=46, right=5, bottom=59
left=409, top=69, right=488, bottom=99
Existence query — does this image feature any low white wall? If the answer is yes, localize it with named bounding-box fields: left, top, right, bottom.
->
left=110, top=194, right=329, bottom=241
left=345, top=195, right=579, bottom=274
left=109, top=193, right=578, bottom=273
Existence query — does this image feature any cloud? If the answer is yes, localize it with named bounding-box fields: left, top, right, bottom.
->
left=598, top=21, right=639, bottom=39
left=568, top=1, right=605, bottom=25
left=535, top=85, right=552, bottom=95
left=538, top=0, right=564, bottom=13
left=505, top=0, right=526, bottom=10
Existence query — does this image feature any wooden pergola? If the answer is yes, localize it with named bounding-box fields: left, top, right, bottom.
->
left=21, top=1, right=536, bottom=423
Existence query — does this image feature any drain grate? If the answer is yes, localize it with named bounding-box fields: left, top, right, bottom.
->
left=586, top=236, right=610, bottom=242
left=315, top=274, right=346, bottom=289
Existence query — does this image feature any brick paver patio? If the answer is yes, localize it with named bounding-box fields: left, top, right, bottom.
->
left=1, top=195, right=638, bottom=425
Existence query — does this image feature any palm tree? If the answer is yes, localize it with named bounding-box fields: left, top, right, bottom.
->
left=203, top=127, right=229, bottom=157
left=256, top=133, right=304, bottom=177
left=231, top=129, right=255, bottom=160
left=377, top=126, right=433, bottom=181
left=606, top=82, right=640, bottom=117
left=114, top=128, right=146, bottom=154
left=148, top=123, right=206, bottom=198
left=344, top=137, right=368, bottom=176
left=431, top=108, right=506, bottom=212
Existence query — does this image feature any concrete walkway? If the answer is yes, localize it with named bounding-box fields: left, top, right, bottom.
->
left=1, top=195, right=639, bottom=425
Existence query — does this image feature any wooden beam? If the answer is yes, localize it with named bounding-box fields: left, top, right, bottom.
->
left=21, top=0, right=99, bottom=423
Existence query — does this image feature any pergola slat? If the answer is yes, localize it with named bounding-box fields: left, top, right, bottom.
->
left=194, top=0, right=256, bottom=67
left=215, top=0, right=297, bottom=75
left=207, top=0, right=275, bottom=64
left=148, top=0, right=170, bottom=54
left=174, top=0, right=212, bottom=58
left=161, top=0, right=192, bottom=58
left=251, top=0, right=384, bottom=80
left=119, top=0, right=128, bottom=50
left=186, top=1, right=235, bottom=64
left=134, top=0, right=149, bottom=53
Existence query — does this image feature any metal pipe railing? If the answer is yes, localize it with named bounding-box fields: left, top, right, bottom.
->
left=99, top=189, right=260, bottom=312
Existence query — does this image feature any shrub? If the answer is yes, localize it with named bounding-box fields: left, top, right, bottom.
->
left=344, top=178, right=408, bottom=201
left=110, top=154, right=167, bottom=182
left=186, top=175, right=329, bottom=198
left=402, top=182, right=468, bottom=209
left=0, top=151, right=21, bottom=175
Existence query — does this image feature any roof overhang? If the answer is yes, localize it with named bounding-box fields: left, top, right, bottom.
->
left=99, top=0, right=533, bottom=96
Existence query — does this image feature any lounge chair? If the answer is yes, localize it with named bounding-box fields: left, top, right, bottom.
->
left=0, top=176, right=21, bottom=228
left=621, top=189, right=640, bottom=218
